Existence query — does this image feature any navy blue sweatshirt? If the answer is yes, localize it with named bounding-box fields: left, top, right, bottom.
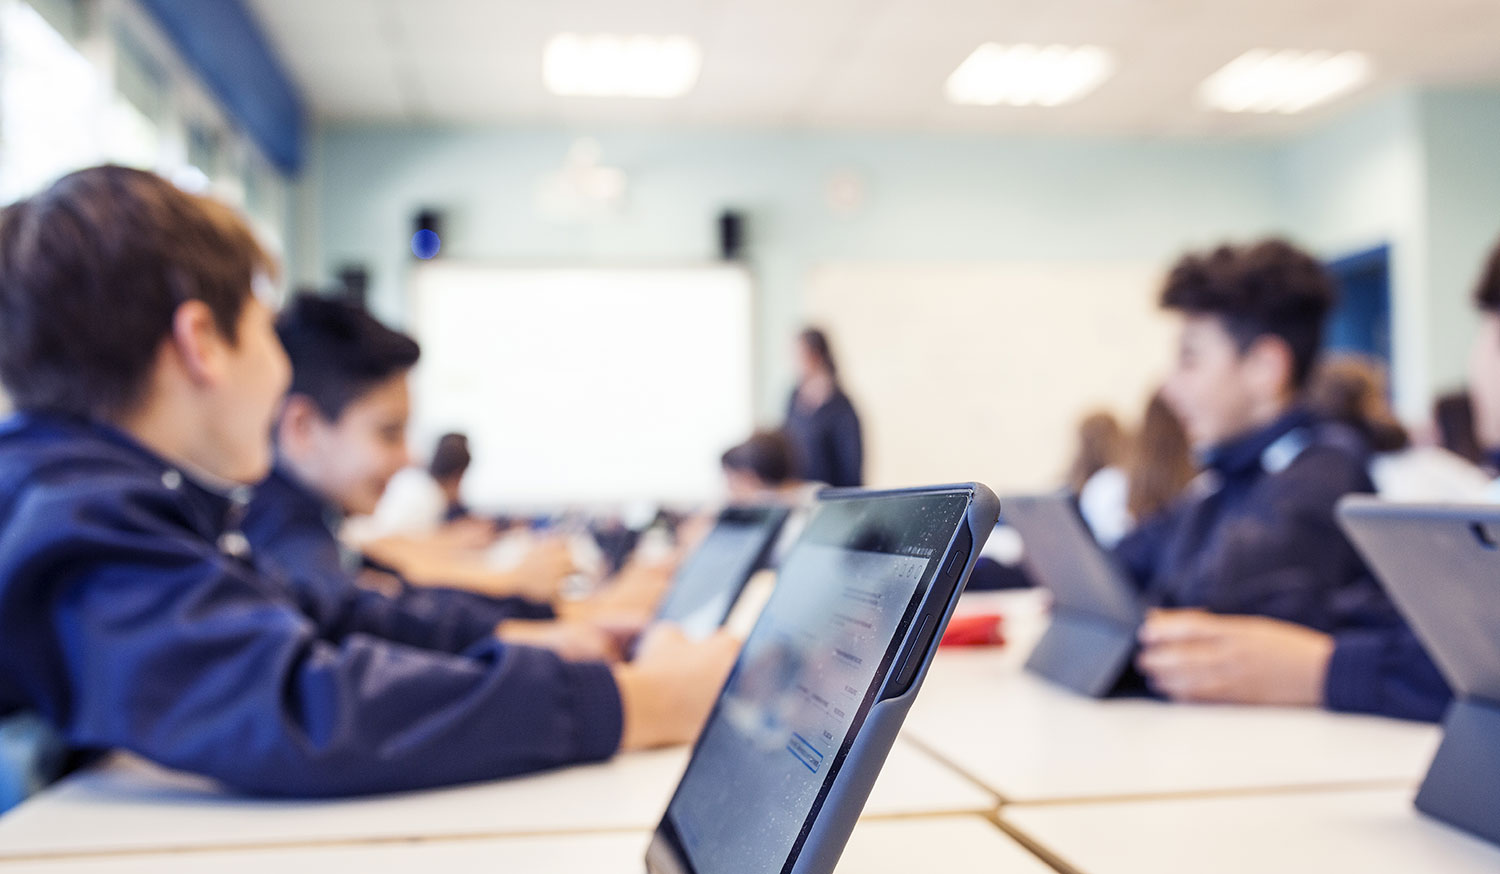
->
left=784, top=387, right=863, bottom=488
left=0, top=413, right=622, bottom=796
left=1117, top=407, right=1451, bottom=721
left=241, top=464, right=553, bottom=651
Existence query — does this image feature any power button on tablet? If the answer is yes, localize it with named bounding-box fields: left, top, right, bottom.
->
left=888, top=612, right=937, bottom=698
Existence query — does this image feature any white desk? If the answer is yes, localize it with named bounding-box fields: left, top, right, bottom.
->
left=8, top=816, right=1054, bottom=874
left=1004, top=787, right=1500, bottom=874
left=905, top=588, right=1442, bottom=803
left=0, top=738, right=994, bottom=861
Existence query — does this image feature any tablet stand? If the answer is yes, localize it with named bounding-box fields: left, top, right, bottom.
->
left=1024, top=609, right=1138, bottom=698
left=1414, top=696, right=1500, bottom=847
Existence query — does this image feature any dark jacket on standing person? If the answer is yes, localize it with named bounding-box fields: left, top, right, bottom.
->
left=784, top=388, right=863, bottom=488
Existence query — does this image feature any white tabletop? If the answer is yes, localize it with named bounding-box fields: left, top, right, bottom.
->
left=0, top=737, right=994, bottom=861
left=10, top=816, right=1053, bottom=874
left=1004, top=787, right=1500, bottom=874
left=905, top=589, right=1442, bottom=803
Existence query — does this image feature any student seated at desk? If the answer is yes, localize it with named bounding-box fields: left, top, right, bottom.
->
left=242, top=294, right=638, bottom=662
left=376, top=432, right=483, bottom=533
left=360, top=432, right=505, bottom=550
left=1119, top=239, right=1447, bottom=721
left=1076, top=394, right=1196, bottom=549
left=720, top=429, right=820, bottom=567
left=0, top=166, right=736, bottom=798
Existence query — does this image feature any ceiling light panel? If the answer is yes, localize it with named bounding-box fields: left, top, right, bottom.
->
left=1199, top=49, right=1372, bottom=114
left=945, top=43, right=1115, bottom=108
left=543, top=33, right=702, bottom=99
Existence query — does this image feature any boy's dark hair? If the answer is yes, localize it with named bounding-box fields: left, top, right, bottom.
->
left=721, top=430, right=794, bottom=486
left=0, top=165, right=269, bottom=418
left=276, top=293, right=420, bottom=420
left=429, top=433, right=471, bottom=481
left=1475, top=237, right=1500, bottom=314
left=1160, top=239, right=1336, bottom=389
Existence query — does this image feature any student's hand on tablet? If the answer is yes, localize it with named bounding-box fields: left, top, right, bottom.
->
left=1136, top=609, right=1335, bottom=707
left=562, top=559, right=674, bottom=621
left=507, top=537, right=578, bottom=601
left=496, top=619, right=621, bottom=663
left=613, top=625, right=739, bottom=751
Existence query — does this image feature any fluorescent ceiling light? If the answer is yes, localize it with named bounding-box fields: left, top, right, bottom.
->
left=945, top=43, right=1114, bottom=107
left=543, top=33, right=701, bottom=99
left=1199, top=49, right=1372, bottom=114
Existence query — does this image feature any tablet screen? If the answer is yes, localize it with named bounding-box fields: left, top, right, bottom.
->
left=655, top=507, right=788, bottom=638
left=661, top=491, right=970, bottom=874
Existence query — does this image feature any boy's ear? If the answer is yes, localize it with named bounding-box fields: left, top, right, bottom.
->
left=168, top=300, right=231, bottom=387
left=1243, top=335, right=1297, bottom=400
left=276, top=394, right=327, bottom=454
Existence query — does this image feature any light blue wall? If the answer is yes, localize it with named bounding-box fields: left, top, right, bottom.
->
left=308, top=127, right=1283, bottom=418
left=306, top=89, right=1500, bottom=423
left=1275, top=90, right=1430, bottom=417
left=1419, top=88, right=1500, bottom=397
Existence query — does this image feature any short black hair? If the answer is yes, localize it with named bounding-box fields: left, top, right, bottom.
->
left=1475, top=237, right=1500, bottom=314
left=0, top=165, right=268, bottom=418
left=429, top=433, right=471, bottom=480
left=1161, top=239, right=1336, bottom=388
left=276, top=293, right=420, bottom=420
left=721, top=430, right=794, bottom=486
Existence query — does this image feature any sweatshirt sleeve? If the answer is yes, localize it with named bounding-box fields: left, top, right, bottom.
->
left=19, top=483, right=622, bottom=797
left=262, top=523, right=553, bottom=655
left=1324, top=624, right=1452, bottom=723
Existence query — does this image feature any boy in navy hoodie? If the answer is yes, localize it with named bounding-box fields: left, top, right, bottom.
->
left=1125, top=239, right=1448, bottom=721
left=243, top=294, right=650, bottom=661
left=0, top=166, right=736, bottom=797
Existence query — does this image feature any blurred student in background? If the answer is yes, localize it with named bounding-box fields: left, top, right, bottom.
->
left=1432, top=389, right=1487, bottom=469
left=1307, top=354, right=1491, bottom=502
left=721, top=429, right=820, bottom=566
left=1068, top=411, right=1127, bottom=493
left=722, top=429, right=817, bottom=504
left=1068, top=411, right=1128, bottom=544
left=1120, top=238, right=1448, bottom=721
left=784, top=327, right=863, bottom=488
left=0, top=166, right=737, bottom=800
left=1076, top=399, right=1195, bottom=547
left=374, top=432, right=486, bottom=538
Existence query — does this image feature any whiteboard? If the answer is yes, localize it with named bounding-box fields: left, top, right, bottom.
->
left=408, top=263, right=754, bottom=509
left=805, top=261, right=1177, bottom=494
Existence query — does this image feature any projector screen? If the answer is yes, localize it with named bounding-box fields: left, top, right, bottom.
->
left=407, top=263, right=754, bottom=509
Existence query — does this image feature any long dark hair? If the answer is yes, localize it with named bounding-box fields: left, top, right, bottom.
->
left=1126, top=393, right=1197, bottom=521
left=800, top=328, right=838, bottom=379
left=1066, top=411, right=1127, bottom=494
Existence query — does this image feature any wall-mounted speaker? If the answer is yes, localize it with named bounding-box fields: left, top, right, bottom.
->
left=718, top=210, right=745, bottom=261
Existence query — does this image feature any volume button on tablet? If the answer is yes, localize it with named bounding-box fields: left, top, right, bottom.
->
left=889, top=612, right=937, bottom=697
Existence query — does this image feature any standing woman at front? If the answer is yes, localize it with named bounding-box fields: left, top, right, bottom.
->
left=784, top=327, right=864, bottom=487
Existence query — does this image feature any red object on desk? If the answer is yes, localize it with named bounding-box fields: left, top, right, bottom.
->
left=939, top=613, right=1005, bottom=647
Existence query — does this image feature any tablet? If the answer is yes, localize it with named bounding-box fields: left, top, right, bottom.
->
left=1338, top=497, right=1500, bottom=847
left=646, top=484, right=999, bottom=874
left=1002, top=492, right=1144, bottom=696
left=654, top=506, right=790, bottom=639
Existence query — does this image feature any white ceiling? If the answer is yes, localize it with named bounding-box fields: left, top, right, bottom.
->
left=246, top=0, right=1500, bottom=136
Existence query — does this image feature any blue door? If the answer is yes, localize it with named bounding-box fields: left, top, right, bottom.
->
left=1325, top=244, right=1392, bottom=362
